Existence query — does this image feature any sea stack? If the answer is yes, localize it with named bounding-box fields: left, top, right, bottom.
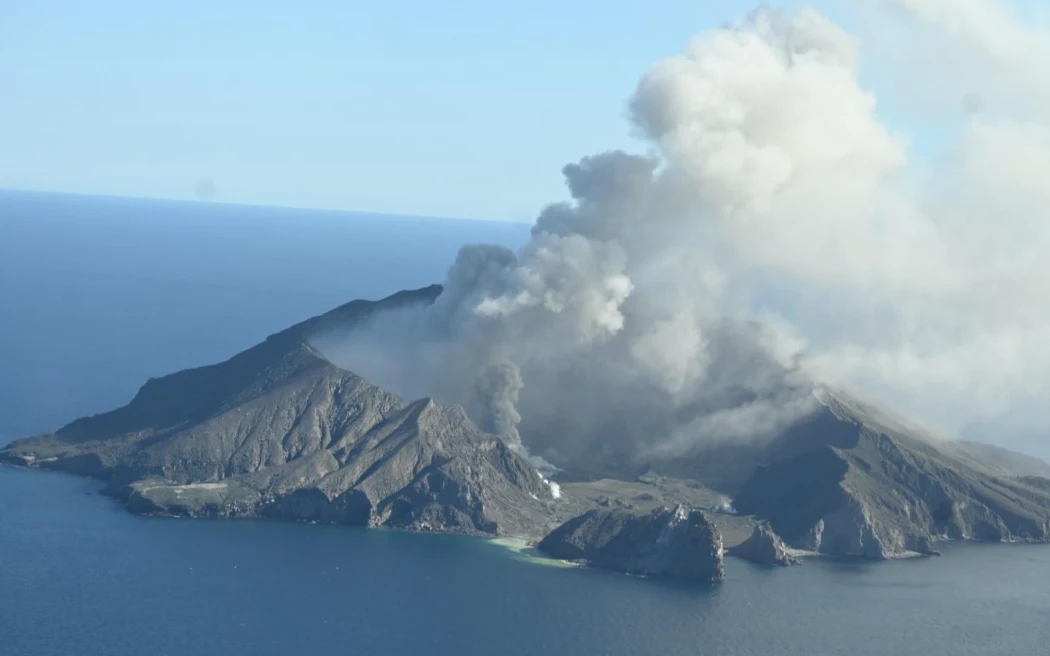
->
left=538, top=505, right=725, bottom=584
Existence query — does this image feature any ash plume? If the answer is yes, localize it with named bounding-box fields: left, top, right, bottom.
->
left=476, top=360, right=525, bottom=452
left=316, top=1, right=1050, bottom=468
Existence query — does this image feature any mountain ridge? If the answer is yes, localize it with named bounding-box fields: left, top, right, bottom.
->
left=4, top=284, right=1050, bottom=563
left=2, top=286, right=559, bottom=538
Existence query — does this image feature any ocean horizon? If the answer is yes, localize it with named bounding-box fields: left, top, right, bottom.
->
left=3, top=190, right=1050, bottom=656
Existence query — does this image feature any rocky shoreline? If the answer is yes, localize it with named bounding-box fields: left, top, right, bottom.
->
left=5, top=286, right=1050, bottom=583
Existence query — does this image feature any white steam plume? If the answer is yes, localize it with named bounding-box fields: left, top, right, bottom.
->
left=316, top=2, right=1050, bottom=468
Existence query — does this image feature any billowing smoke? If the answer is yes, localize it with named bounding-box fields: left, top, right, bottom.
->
left=316, top=2, right=1050, bottom=469
left=476, top=360, right=524, bottom=451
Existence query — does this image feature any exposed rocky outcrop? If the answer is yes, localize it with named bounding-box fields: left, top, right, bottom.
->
left=729, top=521, right=800, bottom=566
left=5, top=283, right=1050, bottom=566
left=732, top=389, right=1050, bottom=559
left=537, top=505, right=725, bottom=583
left=0, top=287, right=557, bottom=538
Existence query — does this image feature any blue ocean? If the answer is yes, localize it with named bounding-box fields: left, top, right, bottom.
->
left=2, top=190, right=1049, bottom=655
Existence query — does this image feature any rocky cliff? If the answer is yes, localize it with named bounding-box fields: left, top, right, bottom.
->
left=0, top=287, right=556, bottom=538
left=537, top=505, right=725, bottom=583
left=5, top=283, right=1050, bottom=564
left=732, top=388, right=1050, bottom=559
left=728, top=521, right=801, bottom=566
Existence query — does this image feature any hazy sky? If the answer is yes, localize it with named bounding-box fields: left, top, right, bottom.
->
left=0, top=0, right=872, bottom=221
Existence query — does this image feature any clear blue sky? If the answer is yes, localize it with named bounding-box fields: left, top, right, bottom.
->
left=2, top=1, right=870, bottom=221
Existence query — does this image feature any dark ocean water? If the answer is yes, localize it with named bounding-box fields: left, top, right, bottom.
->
left=3, top=466, right=1050, bottom=656
left=2, top=190, right=1050, bottom=655
left=0, top=189, right=529, bottom=442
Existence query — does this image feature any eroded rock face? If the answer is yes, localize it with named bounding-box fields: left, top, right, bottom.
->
left=729, top=521, right=800, bottom=566
left=732, top=390, right=1050, bottom=559
left=538, top=505, right=725, bottom=584
left=6, top=284, right=1050, bottom=565
left=0, top=287, right=556, bottom=539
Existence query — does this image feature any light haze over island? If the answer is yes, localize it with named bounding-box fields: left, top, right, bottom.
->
left=4, top=1, right=1050, bottom=653
left=6, top=0, right=1050, bottom=456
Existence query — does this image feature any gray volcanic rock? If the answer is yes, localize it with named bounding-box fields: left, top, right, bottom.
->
left=945, top=441, right=1050, bottom=479
left=520, top=317, right=1050, bottom=562
left=0, top=286, right=556, bottom=538
left=732, top=388, right=1050, bottom=559
left=538, top=505, right=725, bottom=583
left=6, top=281, right=1050, bottom=565
left=729, top=521, right=800, bottom=566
